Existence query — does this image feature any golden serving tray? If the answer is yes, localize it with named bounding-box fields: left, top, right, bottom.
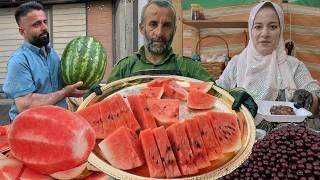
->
left=78, top=75, right=256, bottom=180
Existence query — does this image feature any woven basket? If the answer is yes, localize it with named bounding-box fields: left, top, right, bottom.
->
left=201, top=62, right=225, bottom=80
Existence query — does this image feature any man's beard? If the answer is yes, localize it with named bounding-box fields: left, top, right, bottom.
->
left=30, top=32, right=50, bottom=48
left=144, top=32, right=174, bottom=55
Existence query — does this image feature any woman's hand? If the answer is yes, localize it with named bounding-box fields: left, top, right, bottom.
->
left=229, top=87, right=258, bottom=118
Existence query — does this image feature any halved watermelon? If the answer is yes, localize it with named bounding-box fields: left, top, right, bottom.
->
left=8, top=106, right=95, bottom=174
left=99, top=94, right=140, bottom=136
left=98, top=127, right=144, bottom=170
left=173, top=81, right=213, bottom=93
left=0, top=158, right=23, bottom=180
left=187, top=89, right=217, bottom=110
left=195, top=114, right=223, bottom=161
left=139, top=86, right=164, bottom=99
left=166, top=123, right=198, bottom=176
left=76, top=103, right=105, bottom=139
left=139, top=129, right=165, bottom=178
left=147, top=99, right=180, bottom=127
left=152, top=126, right=181, bottom=178
left=208, top=111, right=242, bottom=153
left=184, top=118, right=211, bottom=169
left=127, top=94, right=157, bottom=129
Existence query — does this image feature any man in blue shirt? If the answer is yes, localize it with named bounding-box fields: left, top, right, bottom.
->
left=3, top=1, right=86, bottom=120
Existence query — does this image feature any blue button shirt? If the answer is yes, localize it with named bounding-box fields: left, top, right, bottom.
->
left=3, top=42, right=67, bottom=120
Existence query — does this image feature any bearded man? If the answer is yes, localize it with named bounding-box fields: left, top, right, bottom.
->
left=3, top=1, right=86, bottom=121
left=108, top=0, right=259, bottom=117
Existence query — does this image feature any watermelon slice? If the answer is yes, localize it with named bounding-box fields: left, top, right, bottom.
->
left=152, top=127, right=181, bottom=178
left=184, top=119, right=211, bottom=169
left=128, top=94, right=157, bottom=129
left=8, top=106, right=96, bottom=174
left=187, top=89, right=217, bottom=110
left=208, top=111, right=242, bottom=153
left=166, top=123, right=199, bottom=176
left=195, top=114, right=223, bottom=161
left=98, top=127, right=144, bottom=170
left=163, top=84, right=188, bottom=100
left=99, top=94, right=140, bottom=136
left=50, top=162, right=87, bottom=180
left=139, top=86, right=164, bottom=99
left=147, top=78, right=176, bottom=87
left=140, top=129, right=166, bottom=178
left=173, top=81, right=213, bottom=93
left=20, top=167, right=53, bottom=180
left=84, top=172, right=109, bottom=180
left=76, top=103, right=105, bottom=139
left=147, top=99, right=180, bottom=127
left=0, top=158, right=23, bottom=180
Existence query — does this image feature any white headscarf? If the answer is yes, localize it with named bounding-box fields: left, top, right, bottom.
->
left=236, top=0, right=296, bottom=100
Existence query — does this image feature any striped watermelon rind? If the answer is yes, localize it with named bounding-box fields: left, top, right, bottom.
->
left=61, top=36, right=107, bottom=89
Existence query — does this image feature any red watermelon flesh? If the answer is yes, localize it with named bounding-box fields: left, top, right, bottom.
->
left=187, top=89, right=217, bottom=110
left=166, top=123, right=198, bottom=176
left=0, top=158, right=23, bottom=180
left=195, top=114, right=223, bottom=161
left=140, top=129, right=165, bottom=178
left=98, top=127, right=144, bottom=170
left=147, top=99, right=180, bottom=128
left=139, top=86, right=164, bottom=99
left=173, top=81, right=213, bottom=93
left=152, top=127, right=181, bottom=178
left=113, top=95, right=141, bottom=132
left=50, top=162, right=87, bottom=180
left=76, top=103, right=105, bottom=139
left=8, top=105, right=96, bottom=174
left=208, top=111, right=242, bottom=153
left=147, top=78, right=176, bottom=87
left=99, top=94, right=140, bottom=136
left=184, top=119, right=211, bottom=169
left=20, top=167, right=53, bottom=180
left=163, top=84, right=188, bottom=100
left=128, top=94, right=157, bottom=129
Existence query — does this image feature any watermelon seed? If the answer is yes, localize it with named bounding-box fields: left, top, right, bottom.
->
left=200, top=130, right=205, bottom=135
left=156, top=160, right=159, bottom=164
left=166, top=146, right=171, bottom=152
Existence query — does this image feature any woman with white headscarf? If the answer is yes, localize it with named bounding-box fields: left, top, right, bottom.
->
left=216, top=0, right=319, bottom=113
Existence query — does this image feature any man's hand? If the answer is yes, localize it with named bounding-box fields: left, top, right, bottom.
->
left=229, top=87, right=258, bottom=118
left=291, top=89, right=313, bottom=111
left=63, top=81, right=88, bottom=97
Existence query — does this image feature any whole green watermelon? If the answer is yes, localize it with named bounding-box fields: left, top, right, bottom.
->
left=61, top=36, right=107, bottom=90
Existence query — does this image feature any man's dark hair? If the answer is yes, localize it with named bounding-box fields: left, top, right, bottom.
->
left=15, top=1, right=44, bottom=25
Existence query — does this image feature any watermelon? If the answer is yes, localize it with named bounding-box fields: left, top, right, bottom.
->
left=163, top=84, right=188, bottom=100
left=8, top=106, right=96, bottom=174
left=50, top=162, right=87, bottom=180
left=173, top=81, right=213, bottom=93
left=20, top=167, right=53, bottom=180
left=195, top=114, right=223, bottom=161
left=187, top=89, right=217, bottom=109
left=84, top=172, right=109, bottom=180
left=184, top=119, right=211, bottom=169
left=99, top=94, right=140, bottom=136
left=208, top=111, right=242, bottom=153
left=60, top=36, right=107, bottom=89
left=147, top=99, right=180, bottom=127
left=139, top=86, right=164, bottom=99
left=139, top=129, right=166, bottom=178
left=0, top=158, right=23, bottom=180
left=152, top=127, right=181, bottom=178
left=98, top=127, right=144, bottom=170
left=166, top=123, right=198, bottom=176
left=76, top=103, right=105, bottom=139
left=127, top=94, right=157, bottom=129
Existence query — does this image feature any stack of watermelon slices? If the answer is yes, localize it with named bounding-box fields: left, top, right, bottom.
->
left=77, top=78, right=243, bottom=178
